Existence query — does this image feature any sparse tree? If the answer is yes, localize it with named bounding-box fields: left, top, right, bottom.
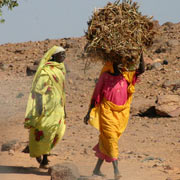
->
left=0, top=0, right=18, bottom=23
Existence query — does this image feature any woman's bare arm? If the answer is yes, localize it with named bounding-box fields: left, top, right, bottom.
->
left=138, top=53, right=145, bottom=75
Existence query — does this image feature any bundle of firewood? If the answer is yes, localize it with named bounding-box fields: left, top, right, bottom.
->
left=84, top=0, right=157, bottom=70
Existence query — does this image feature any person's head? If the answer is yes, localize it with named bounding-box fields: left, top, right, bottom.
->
left=113, top=56, right=134, bottom=73
left=113, top=57, right=126, bottom=73
left=52, top=46, right=66, bottom=63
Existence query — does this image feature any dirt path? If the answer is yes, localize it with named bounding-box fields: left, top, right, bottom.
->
left=0, top=72, right=180, bottom=180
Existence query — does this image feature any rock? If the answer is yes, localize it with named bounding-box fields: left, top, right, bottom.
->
left=14, top=49, right=25, bottom=54
left=0, top=63, right=9, bottom=71
left=141, top=156, right=155, bottom=162
left=22, top=145, right=29, bottom=153
left=153, top=20, right=160, bottom=29
left=0, top=62, right=4, bottom=70
left=83, top=148, right=88, bottom=155
left=68, top=79, right=73, bottom=84
left=144, top=57, right=153, bottom=70
left=162, top=80, right=180, bottom=90
left=1, top=140, right=21, bottom=152
left=151, top=62, right=162, bottom=70
left=78, top=175, right=106, bottom=180
left=163, top=165, right=173, bottom=170
left=152, top=164, right=158, bottom=168
left=126, top=151, right=134, bottom=155
left=146, top=64, right=153, bottom=70
left=153, top=58, right=162, bottom=63
left=154, top=46, right=166, bottom=54
left=131, top=97, right=155, bottom=116
left=8, top=149, right=15, bottom=155
left=166, top=39, right=179, bottom=47
left=9, top=64, right=13, bottom=68
left=162, top=22, right=174, bottom=28
left=26, top=64, right=38, bottom=76
left=144, top=56, right=153, bottom=65
left=49, top=163, right=80, bottom=180
left=163, top=60, right=168, bottom=65
left=33, top=60, right=40, bottom=65
left=146, top=58, right=164, bottom=70
left=16, top=93, right=24, bottom=98
left=141, top=156, right=163, bottom=163
left=88, top=77, right=93, bottom=81
left=166, top=178, right=172, bottom=180
left=155, top=95, right=180, bottom=117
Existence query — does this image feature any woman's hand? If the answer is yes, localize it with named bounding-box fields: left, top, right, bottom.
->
left=138, top=52, right=145, bottom=74
left=84, top=101, right=95, bottom=125
left=84, top=112, right=90, bottom=125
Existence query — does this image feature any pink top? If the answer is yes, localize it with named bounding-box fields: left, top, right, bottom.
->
left=92, top=72, right=136, bottom=106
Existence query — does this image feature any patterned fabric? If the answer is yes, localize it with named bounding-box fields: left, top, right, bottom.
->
left=24, top=46, right=66, bottom=157
left=89, top=61, right=136, bottom=162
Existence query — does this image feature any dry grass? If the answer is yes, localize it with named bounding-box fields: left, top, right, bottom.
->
left=84, top=0, right=157, bottom=70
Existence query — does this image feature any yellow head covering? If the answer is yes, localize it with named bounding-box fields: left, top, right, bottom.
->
left=100, top=61, right=114, bottom=74
left=32, top=46, right=65, bottom=90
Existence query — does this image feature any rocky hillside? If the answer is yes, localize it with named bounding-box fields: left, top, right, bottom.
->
left=0, top=21, right=180, bottom=180
left=0, top=21, right=180, bottom=117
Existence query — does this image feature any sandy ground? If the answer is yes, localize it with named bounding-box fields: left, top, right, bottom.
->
left=0, top=63, right=180, bottom=180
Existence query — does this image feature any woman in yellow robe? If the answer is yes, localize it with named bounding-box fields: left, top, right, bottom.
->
left=24, top=46, right=66, bottom=168
left=84, top=54, right=145, bottom=179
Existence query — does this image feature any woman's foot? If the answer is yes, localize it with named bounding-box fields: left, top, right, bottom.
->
left=36, top=156, right=42, bottom=164
left=39, top=154, right=49, bottom=169
left=93, top=158, right=105, bottom=177
left=93, top=170, right=106, bottom=177
left=41, top=154, right=49, bottom=165
left=113, top=160, right=121, bottom=180
left=114, top=173, right=122, bottom=180
left=39, top=163, right=49, bottom=169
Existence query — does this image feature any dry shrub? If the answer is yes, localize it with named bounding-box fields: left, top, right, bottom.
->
left=84, top=0, right=157, bottom=70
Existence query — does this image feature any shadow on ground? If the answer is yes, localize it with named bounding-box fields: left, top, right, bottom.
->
left=0, top=165, right=49, bottom=176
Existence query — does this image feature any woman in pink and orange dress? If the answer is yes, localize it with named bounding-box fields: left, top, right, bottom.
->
left=84, top=54, right=145, bottom=179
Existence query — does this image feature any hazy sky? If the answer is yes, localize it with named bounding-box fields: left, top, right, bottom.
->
left=0, top=0, right=180, bottom=45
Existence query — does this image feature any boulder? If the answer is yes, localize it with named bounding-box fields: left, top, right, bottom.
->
left=162, top=80, right=180, bottom=90
left=166, top=39, right=179, bottom=47
left=151, top=62, right=163, bottom=70
left=153, top=58, right=162, bottom=63
left=131, top=98, right=155, bottom=116
left=162, top=60, right=168, bottom=65
left=162, top=22, right=174, bottom=28
left=0, top=62, right=4, bottom=70
left=26, top=64, right=38, bottom=76
left=1, top=140, right=21, bottom=152
left=155, top=95, right=180, bottom=117
left=146, top=58, right=164, bottom=71
left=0, top=63, right=9, bottom=71
left=154, top=46, right=166, bottom=54
left=153, top=20, right=160, bottom=29
left=144, top=56, right=153, bottom=65
left=78, top=175, right=106, bottom=180
left=49, top=163, right=80, bottom=180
